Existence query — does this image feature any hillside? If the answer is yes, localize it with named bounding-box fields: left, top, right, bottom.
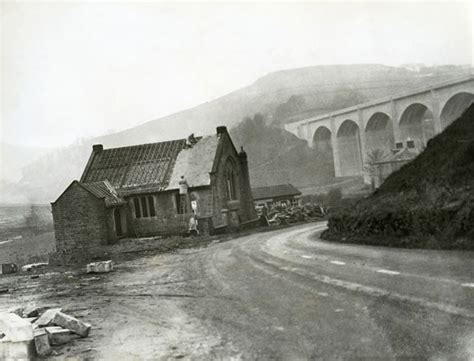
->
left=323, top=105, right=474, bottom=250
left=2, top=64, right=472, bottom=203
left=230, top=114, right=334, bottom=188
left=92, top=64, right=472, bottom=148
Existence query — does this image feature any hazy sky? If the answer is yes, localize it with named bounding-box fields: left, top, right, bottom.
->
left=1, top=1, right=473, bottom=147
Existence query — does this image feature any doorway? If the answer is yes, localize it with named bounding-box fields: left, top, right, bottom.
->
left=114, top=208, right=123, bottom=237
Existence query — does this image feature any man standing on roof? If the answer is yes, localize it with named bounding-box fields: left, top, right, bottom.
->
left=179, top=175, right=188, bottom=194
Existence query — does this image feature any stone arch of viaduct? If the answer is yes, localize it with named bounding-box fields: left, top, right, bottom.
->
left=285, top=75, right=474, bottom=178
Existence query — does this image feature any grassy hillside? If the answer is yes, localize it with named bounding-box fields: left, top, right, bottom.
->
left=323, top=105, right=474, bottom=250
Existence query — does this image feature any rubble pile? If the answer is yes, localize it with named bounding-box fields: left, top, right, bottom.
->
left=265, top=204, right=326, bottom=226
left=0, top=305, right=91, bottom=359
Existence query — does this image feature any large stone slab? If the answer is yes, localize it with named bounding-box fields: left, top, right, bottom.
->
left=23, top=305, right=50, bottom=318
left=34, top=328, right=51, bottom=356
left=45, top=326, right=72, bottom=345
left=52, top=312, right=91, bottom=337
left=33, top=308, right=62, bottom=328
left=0, top=312, right=33, bottom=342
left=86, top=260, right=113, bottom=273
left=0, top=338, right=35, bottom=361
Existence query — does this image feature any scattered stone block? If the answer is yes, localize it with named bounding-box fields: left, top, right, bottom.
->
left=33, top=308, right=62, bottom=328
left=7, top=307, right=23, bottom=317
left=86, top=260, right=113, bottom=273
left=52, top=312, right=91, bottom=337
left=23, top=305, right=50, bottom=318
left=21, top=263, right=48, bottom=272
left=0, top=312, right=33, bottom=342
left=45, top=326, right=72, bottom=345
left=33, top=328, right=51, bottom=356
left=0, top=264, right=17, bottom=275
left=0, top=337, right=35, bottom=361
left=25, top=317, right=38, bottom=324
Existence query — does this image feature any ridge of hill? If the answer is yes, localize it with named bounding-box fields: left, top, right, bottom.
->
left=323, top=105, right=474, bottom=250
left=1, top=64, right=471, bottom=204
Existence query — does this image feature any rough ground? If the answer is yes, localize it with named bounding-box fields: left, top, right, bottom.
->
left=1, top=222, right=473, bottom=360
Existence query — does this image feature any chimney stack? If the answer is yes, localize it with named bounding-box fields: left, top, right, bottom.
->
left=216, top=126, right=227, bottom=135
left=406, top=140, right=415, bottom=149
left=92, top=144, right=103, bottom=153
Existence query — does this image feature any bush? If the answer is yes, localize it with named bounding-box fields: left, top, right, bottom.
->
left=327, top=187, right=342, bottom=206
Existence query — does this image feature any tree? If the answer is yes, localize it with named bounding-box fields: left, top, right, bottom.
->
left=24, top=205, right=43, bottom=235
left=364, top=148, right=387, bottom=191
left=272, top=95, right=306, bottom=127
left=327, top=187, right=343, bottom=207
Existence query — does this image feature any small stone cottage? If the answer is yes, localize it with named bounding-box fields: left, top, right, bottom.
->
left=51, top=126, right=257, bottom=252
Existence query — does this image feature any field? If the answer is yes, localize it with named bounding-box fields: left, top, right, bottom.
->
left=0, top=204, right=55, bottom=265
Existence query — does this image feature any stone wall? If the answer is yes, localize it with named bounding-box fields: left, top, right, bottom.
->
left=126, top=188, right=213, bottom=237
left=51, top=182, right=109, bottom=253
left=210, top=129, right=257, bottom=228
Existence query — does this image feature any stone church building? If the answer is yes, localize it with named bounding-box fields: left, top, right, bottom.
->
left=51, top=126, right=257, bottom=252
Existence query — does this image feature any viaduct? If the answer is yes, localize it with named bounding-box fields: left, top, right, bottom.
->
left=285, top=75, right=474, bottom=178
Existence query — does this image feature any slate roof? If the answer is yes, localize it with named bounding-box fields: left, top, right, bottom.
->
left=81, top=136, right=220, bottom=195
left=168, top=135, right=219, bottom=190
left=81, top=180, right=125, bottom=206
left=252, top=184, right=302, bottom=201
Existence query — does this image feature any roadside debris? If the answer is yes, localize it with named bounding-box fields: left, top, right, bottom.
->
left=45, top=326, right=73, bottom=345
left=21, top=263, right=48, bottom=272
left=86, top=260, right=113, bottom=273
left=0, top=305, right=92, bottom=359
left=33, top=328, right=51, bottom=356
left=52, top=312, right=91, bottom=337
left=34, top=308, right=62, bottom=328
left=24, top=305, right=49, bottom=318
left=264, top=204, right=326, bottom=226
left=0, top=263, right=18, bottom=275
left=7, top=307, right=23, bottom=317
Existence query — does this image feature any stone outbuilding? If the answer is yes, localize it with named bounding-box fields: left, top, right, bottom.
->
left=370, top=143, right=418, bottom=189
left=51, top=126, right=257, bottom=252
left=252, top=184, right=302, bottom=209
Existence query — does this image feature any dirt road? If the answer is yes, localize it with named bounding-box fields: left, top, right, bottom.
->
left=1, top=222, right=474, bottom=360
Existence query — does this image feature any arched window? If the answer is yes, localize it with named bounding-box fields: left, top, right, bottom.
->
left=225, top=158, right=238, bottom=200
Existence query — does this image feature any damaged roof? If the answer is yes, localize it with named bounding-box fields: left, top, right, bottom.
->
left=81, top=135, right=220, bottom=194
left=168, top=135, right=219, bottom=190
left=252, top=184, right=302, bottom=200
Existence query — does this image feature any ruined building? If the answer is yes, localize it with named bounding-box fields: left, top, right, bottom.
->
left=51, top=126, right=257, bottom=252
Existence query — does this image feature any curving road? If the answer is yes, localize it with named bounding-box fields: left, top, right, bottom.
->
left=180, top=222, right=474, bottom=360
